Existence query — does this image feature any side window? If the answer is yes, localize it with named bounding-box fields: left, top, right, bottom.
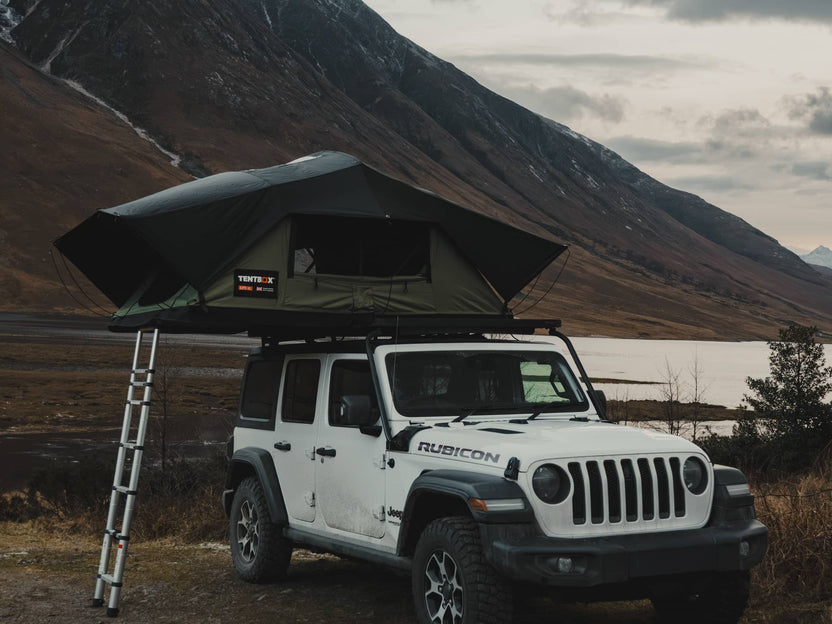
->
left=239, top=359, right=283, bottom=425
left=281, top=359, right=321, bottom=424
left=328, top=360, right=379, bottom=427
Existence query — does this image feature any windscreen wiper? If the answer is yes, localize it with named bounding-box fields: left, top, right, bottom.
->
left=452, top=403, right=516, bottom=423
left=453, top=406, right=482, bottom=423
left=525, top=400, right=567, bottom=421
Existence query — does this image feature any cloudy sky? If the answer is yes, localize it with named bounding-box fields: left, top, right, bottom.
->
left=362, top=0, right=831, bottom=254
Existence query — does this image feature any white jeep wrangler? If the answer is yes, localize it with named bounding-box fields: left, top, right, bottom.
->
left=223, top=321, right=767, bottom=624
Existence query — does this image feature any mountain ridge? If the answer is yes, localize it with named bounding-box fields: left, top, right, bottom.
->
left=802, top=246, right=832, bottom=270
left=2, top=0, right=831, bottom=338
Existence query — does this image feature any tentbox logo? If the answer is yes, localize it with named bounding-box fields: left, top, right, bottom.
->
left=234, top=270, right=279, bottom=299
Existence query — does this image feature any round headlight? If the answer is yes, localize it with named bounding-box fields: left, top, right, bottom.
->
left=532, top=464, right=569, bottom=504
left=682, top=457, right=708, bottom=494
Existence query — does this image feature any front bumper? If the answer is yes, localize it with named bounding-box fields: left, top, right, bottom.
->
left=482, top=519, right=768, bottom=587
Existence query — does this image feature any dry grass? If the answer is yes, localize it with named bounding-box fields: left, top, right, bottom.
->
left=0, top=372, right=236, bottom=434
left=751, top=464, right=832, bottom=610
left=606, top=398, right=739, bottom=422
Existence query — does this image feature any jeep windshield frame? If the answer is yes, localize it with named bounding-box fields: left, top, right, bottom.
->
left=383, top=347, right=588, bottom=419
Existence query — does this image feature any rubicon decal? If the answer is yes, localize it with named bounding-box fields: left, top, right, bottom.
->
left=234, top=269, right=279, bottom=299
left=416, top=441, right=501, bottom=464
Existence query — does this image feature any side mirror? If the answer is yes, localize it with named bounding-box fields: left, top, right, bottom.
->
left=340, top=395, right=377, bottom=427
left=591, top=389, right=607, bottom=419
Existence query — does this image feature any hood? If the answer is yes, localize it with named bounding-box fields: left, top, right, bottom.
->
left=408, top=419, right=702, bottom=470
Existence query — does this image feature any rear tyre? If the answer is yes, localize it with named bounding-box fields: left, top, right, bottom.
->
left=652, top=570, right=750, bottom=624
left=412, top=516, right=512, bottom=624
left=229, top=476, right=292, bottom=583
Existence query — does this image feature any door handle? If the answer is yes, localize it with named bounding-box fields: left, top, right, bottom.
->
left=315, top=447, right=336, bottom=457
left=274, top=441, right=291, bottom=451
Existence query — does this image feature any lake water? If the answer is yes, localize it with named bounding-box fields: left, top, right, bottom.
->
left=541, top=336, right=832, bottom=409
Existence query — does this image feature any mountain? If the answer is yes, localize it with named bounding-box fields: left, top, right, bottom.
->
left=0, top=42, right=189, bottom=313
left=801, top=246, right=832, bottom=270
left=2, top=0, right=831, bottom=339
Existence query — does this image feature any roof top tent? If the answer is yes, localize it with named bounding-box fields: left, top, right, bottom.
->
left=54, top=151, right=567, bottom=338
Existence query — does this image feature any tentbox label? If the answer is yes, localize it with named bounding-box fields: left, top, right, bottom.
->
left=234, top=270, right=279, bottom=299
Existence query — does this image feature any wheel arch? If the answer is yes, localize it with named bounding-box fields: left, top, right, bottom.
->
left=224, top=447, right=289, bottom=526
left=397, top=469, right=533, bottom=556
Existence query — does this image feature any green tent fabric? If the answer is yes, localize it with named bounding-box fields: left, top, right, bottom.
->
left=55, top=152, right=567, bottom=334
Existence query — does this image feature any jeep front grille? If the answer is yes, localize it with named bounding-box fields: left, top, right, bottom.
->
left=567, top=457, right=687, bottom=525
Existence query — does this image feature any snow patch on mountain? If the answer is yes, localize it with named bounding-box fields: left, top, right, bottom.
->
left=63, top=78, right=184, bottom=170
left=801, top=245, right=832, bottom=270
left=42, top=27, right=85, bottom=73
left=262, top=2, right=273, bottom=29
left=0, top=0, right=22, bottom=43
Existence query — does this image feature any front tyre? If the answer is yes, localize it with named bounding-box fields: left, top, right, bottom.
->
left=412, top=517, right=512, bottom=624
left=229, top=476, right=292, bottom=583
left=652, top=570, right=750, bottom=624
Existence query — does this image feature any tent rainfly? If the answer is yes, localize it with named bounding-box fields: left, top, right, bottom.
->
left=55, top=151, right=567, bottom=337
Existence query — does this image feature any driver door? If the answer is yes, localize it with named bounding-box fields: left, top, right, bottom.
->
left=315, top=356, right=386, bottom=539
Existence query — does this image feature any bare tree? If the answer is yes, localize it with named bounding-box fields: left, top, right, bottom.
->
left=657, top=358, right=687, bottom=437
left=151, top=338, right=180, bottom=474
left=654, top=355, right=710, bottom=440
left=687, top=352, right=710, bottom=442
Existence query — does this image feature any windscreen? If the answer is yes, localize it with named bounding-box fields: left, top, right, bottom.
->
left=385, top=350, right=587, bottom=418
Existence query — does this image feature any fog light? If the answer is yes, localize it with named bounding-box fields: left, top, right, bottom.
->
left=739, top=541, right=750, bottom=558
left=557, top=557, right=574, bottom=574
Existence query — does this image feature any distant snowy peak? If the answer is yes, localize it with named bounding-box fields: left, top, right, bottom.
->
left=0, top=0, right=22, bottom=43
left=801, top=245, right=832, bottom=269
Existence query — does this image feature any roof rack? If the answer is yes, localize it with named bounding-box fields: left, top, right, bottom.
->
left=258, top=315, right=562, bottom=346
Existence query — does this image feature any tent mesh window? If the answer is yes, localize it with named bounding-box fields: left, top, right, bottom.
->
left=290, top=216, right=430, bottom=279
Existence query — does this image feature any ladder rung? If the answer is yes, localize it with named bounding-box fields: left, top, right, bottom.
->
left=132, top=368, right=155, bottom=375
left=120, top=442, right=145, bottom=451
left=113, top=485, right=137, bottom=496
left=126, top=400, right=151, bottom=406
left=97, top=573, right=123, bottom=588
left=130, top=381, right=154, bottom=388
left=104, top=528, right=130, bottom=541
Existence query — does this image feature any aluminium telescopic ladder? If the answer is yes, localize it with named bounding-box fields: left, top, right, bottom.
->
left=92, top=328, right=160, bottom=617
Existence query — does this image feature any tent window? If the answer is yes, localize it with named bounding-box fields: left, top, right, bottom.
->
left=291, top=216, right=430, bottom=278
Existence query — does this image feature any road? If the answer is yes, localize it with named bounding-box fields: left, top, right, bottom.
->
left=0, top=313, right=259, bottom=349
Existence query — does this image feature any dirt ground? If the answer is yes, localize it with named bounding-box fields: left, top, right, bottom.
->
left=2, top=522, right=830, bottom=624
left=0, top=522, right=659, bottom=624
